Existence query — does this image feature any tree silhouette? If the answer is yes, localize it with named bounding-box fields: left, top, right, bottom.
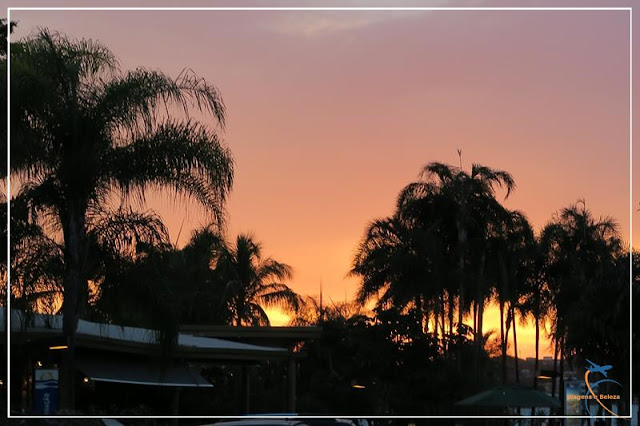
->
left=9, top=29, right=234, bottom=409
left=0, top=18, right=17, bottom=57
left=216, top=233, right=302, bottom=326
left=419, top=163, right=514, bottom=346
left=519, top=236, right=553, bottom=389
left=541, top=200, right=622, bottom=400
left=487, top=210, right=535, bottom=383
left=351, top=214, right=444, bottom=336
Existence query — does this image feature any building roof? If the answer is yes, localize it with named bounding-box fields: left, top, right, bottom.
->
left=4, top=308, right=291, bottom=360
left=180, top=324, right=323, bottom=348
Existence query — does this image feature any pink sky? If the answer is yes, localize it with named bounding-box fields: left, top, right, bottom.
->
left=9, top=2, right=638, bottom=357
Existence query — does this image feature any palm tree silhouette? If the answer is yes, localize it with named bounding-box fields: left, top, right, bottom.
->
left=352, top=215, right=439, bottom=334
left=541, top=200, right=621, bottom=398
left=3, top=190, right=171, bottom=327
left=9, top=29, right=234, bottom=409
left=1, top=192, right=64, bottom=321
left=352, top=160, right=516, bottom=365
left=216, top=233, right=301, bottom=326
left=418, top=162, right=514, bottom=344
left=488, top=210, right=535, bottom=383
left=519, top=236, right=553, bottom=389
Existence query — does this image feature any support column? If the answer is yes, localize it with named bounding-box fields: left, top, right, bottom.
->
left=287, top=356, right=296, bottom=413
left=171, top=386, right=181, bottom=425
left=242, top=365, right=250, bottom=414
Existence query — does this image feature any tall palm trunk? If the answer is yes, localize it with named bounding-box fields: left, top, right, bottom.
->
left=433, top=298, right=440, bottom=339
left=474, top=298, right=485, bottom=385
left=415, top=296, right=426, bottom=334
left=447, top=291, right=454, bottom=336
left=476, top=253, right=486, bottom=345
left=423, top=301, right=430, bottom=334
left=446, top=292, right=454, bottom=356
left=475, top=254, right=488, bottom=387
left=473, top=263, right=486, bottom=386
left=440, top=294, right=446, bottom=341
left=474, top=254, right=486, bottom=362
left=500, top=300, right=507, bottom=383
left=511, top=305, right=520, bottom=383
left=60, top=201, right=88, bottom=410
left=235, top=298, right=244, bottom=326
left=551, top=337, right=559, bottom=398
left=478, top=296, right=484, bottom=342
left=533, top=311, right=540, bottom=389
left=457, top=221, right=466, bottom=333
left=559, top=339, right=565, bottom=416
left=472, top=301, right=477, bottom=338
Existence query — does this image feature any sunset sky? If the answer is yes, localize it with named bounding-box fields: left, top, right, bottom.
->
left=8, top=1, right=638, bottom=358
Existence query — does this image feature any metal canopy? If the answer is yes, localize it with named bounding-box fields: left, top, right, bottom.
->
left=77, top=357, right=213, bottom=388
left=455, top=384, right=561, bottom=408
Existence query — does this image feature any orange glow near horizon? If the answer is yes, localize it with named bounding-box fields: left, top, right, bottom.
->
left=267, top=303, right=555, bottom=359
left=10, top=6, right=636, bottom=361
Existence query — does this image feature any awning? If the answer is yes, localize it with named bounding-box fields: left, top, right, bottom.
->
left=77, top=358, right=213, bottom=388
left=455, top=384, right=561, bottom=408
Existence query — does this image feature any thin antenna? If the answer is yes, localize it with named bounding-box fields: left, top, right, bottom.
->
left=457, top=149, right=463, bottom=170
left=174, top=217, right=186, bottom=247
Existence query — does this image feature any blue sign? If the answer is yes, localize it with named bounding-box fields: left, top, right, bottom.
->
left=34, top=369, right=59, bottom=415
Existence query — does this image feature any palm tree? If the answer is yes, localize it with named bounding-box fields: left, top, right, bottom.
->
left=94, top=223, right=239, bottom=333
left=1, top=191, right=64, bottom=322
left=352, top=161, right=515, bottom=364
left=408, top=162, right=514, bottom=360
left=353, top=216, right=429, bottom=328
left=216, top=233, right=301, bottom=326
left=2, top=188, right=174, bottom=348
left=351, top=207, right=452, bottom=341
left=89, top=226, right=182, bottom=356
left=82, top=209, right=173, bottom=316
left=520, top=236, right=553, bottom=389
left=541, top=200, right=621, bottom=399
left=290, top=295, right=368, bottom=327
left=1, top=18, right=16, bottom=177
left=487, top=210, right=535, bottom=383
left=176, top=226, right=231, bottom=325
left=95, top=227, right=298, bottom=333
left=0, top=18, right=16, bottom=57
left=396, top=181, right=457, bottom=340
left=9, top=29, right=234, bottom=409
left=290, top=295, right=323, bottom=326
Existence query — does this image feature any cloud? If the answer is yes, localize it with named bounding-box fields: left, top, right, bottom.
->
left=263, top=8, right=433, bottom=37
left=260, top=0, right=494, bottom=38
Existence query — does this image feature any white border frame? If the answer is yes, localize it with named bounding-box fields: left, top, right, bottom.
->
left=5, top=5, right=634, bottom=420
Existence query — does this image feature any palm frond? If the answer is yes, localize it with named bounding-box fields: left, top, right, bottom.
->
left=104, top=120, right=234, bottom=224
left=246, top=303, right=270, bottom=326
left=88, top=208, right=170, bottom=257
left=96, top=67, right=226, bottom=139
left=22, top=29, right=117, bottom=82
left=470, top=164, right=515, bottom=198
left=257, top=258, right=293, bottom=282
left=258, top=284, right=303, bottom=312
left=420, top=162, right=456, bottom=183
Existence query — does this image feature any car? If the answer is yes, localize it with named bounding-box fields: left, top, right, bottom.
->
left=199, top=417, right=366, bottom=426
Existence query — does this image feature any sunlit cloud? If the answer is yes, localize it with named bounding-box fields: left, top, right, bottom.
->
left=263, top=9, right=428, bottom=37
left=261, top=0, right=493, bottom=37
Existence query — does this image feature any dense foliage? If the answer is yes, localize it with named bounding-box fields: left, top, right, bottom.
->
left=350, top=162, right=636, bottom=413
left=5, top=28, right=234, bottom=408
